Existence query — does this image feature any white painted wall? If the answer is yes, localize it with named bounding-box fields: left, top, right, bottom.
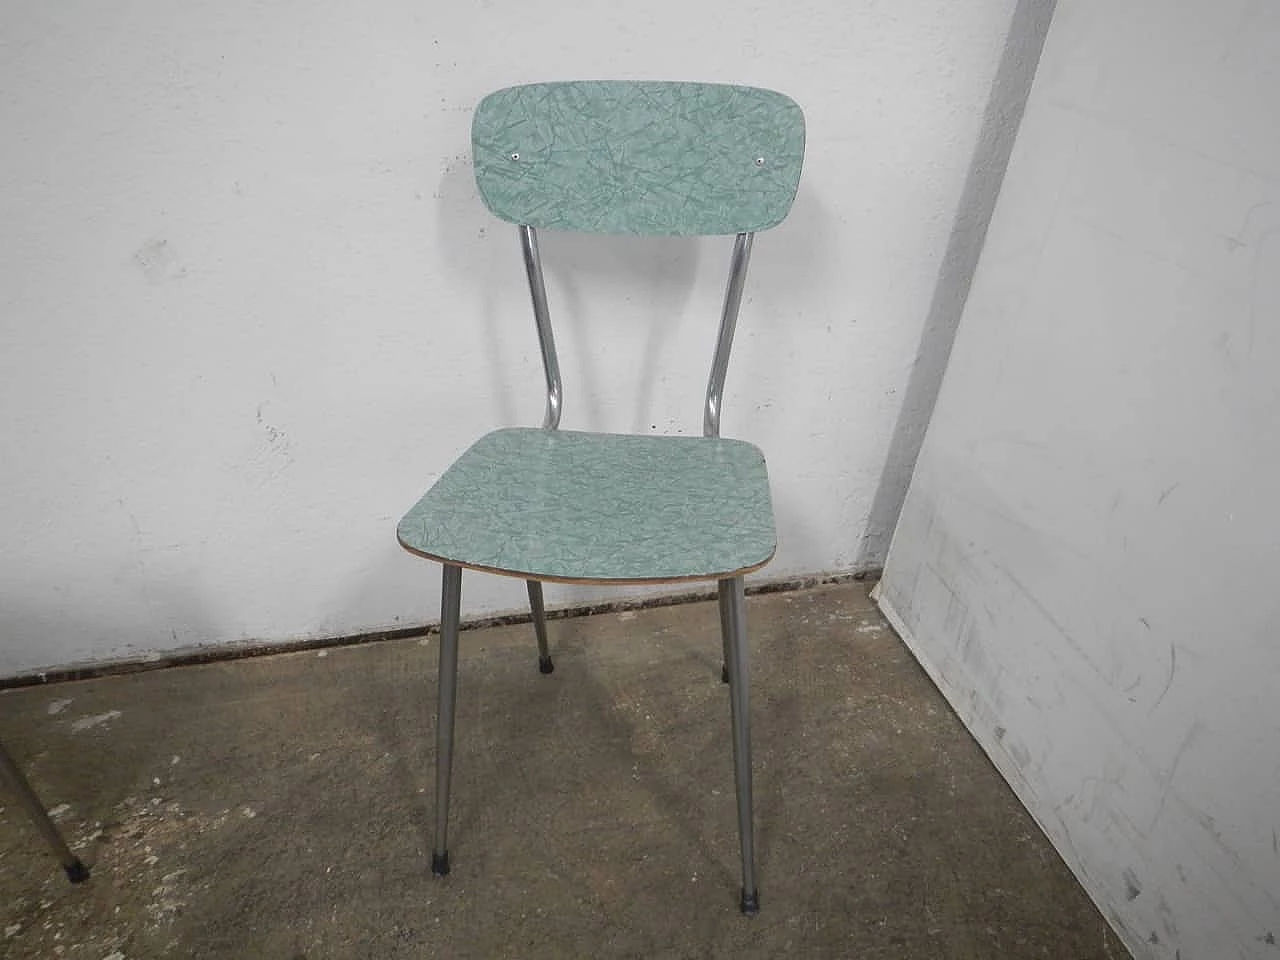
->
left=0, top=0, right=1022, bottom=677
left=878, top=0, right=1280, bottom=955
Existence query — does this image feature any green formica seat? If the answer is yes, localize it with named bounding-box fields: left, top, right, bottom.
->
left=397, top=80, right=805, bottom=915
left=398, top=428, right=776, bottom=583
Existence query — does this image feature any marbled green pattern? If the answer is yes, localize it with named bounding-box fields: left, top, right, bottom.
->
left=398, top=429, right=776, bottom=582
left=472, top=81, right=805, bottom=235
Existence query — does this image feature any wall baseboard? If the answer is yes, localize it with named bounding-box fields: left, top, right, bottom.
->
left=1, top=568, right=879, bottom=690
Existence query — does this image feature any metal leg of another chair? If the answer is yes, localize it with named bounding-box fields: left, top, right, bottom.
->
left=718, top=585, right=732, bottom=684
left=526, top=580, right=554, bottom=674
left=0, top=739, right=90, bottom=884
left=432, top=563, right=463, bottom=877
left=720, top=576, right=759, bottom=914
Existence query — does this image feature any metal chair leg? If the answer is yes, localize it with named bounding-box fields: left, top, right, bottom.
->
left=432, top=563, right=463, bottom=877
left=718, top=586, right=732, bottom=684
left=0, top=739, right=90, bottom=884
left=526, top=580, right=554, bottom=674
left=719, top=576, right=759, bottom=914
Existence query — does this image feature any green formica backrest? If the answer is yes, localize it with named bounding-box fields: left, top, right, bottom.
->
left=471, top=81, right=805, bottom=236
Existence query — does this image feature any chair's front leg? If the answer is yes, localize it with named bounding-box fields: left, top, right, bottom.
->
left=719, top=576, right=759, bottom=914
left=432, top=563, right=463, bottom=876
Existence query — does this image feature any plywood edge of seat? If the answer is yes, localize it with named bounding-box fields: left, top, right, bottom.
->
left=395, top=535, right=775, bottom=586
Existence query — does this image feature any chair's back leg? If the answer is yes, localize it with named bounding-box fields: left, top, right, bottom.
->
left=718, top=588, right=732, bottom=684
left=719, top=576, right=760, bottom=914
left=526, top=580, right=555, bottom=674
left=432, top=563, right=463, bottom=877
left=0, top=739, right=90, bottom=883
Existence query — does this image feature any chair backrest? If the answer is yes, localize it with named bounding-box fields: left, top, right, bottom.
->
left=472, top=81, right=805, bottom=236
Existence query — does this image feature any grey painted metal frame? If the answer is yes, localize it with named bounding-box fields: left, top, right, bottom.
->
left=519, top=226, right=562, bottom=431
left=718, top=576, right=759, bottom=913
left=516, top=224, right=756, bottom=665
left=517, top=225, right=756, bottom=441
left=466, top=224, right=762, bottom=910
left=0, top=739, right=89, bottom=884
left=719, top=590, right=733, bottom=685
left=431, top=563, right=463, bottom=877
left=519, top=227, right=561, bottom=671
left=704, top=233, right=755, bottom=438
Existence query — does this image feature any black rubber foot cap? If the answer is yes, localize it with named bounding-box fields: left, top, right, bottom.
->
left=431, top=851, right=450, bottom=877
left=539, top=656, right=555, bottom=675
left=740, top=888, right=760, bottom=915
left=721, top=664, right=730, bottom=684
left=64, top=859, right=90, bottom=884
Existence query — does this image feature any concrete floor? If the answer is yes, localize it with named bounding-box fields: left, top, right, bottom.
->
left=0, top=582, right=1128, bottom=959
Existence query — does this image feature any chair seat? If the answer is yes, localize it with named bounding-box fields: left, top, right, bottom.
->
left=397, top=428, right=776, bottom=583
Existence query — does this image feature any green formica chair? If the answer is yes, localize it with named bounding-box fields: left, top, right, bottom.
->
left=397, top=81, right=805, bottom=914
